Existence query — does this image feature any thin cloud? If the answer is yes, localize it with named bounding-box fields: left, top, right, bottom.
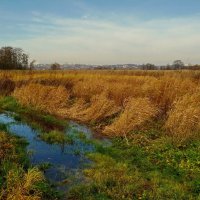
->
left=4, top=12, right=200, bottom=64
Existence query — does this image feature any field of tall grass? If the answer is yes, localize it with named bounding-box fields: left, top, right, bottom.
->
left=0, top=69, right=200, bottom=199
left=0, top=70, right=199, bottom=145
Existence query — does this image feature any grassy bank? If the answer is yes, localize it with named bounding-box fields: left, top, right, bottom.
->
left=68, top=130, right=200, bottom=199
left=0, top=99, right=63, bottom=200
left=0, top=96, right=68, bottom=131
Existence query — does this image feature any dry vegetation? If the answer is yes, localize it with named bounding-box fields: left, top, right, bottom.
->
left=13, top=83, right=69, bottom=114
left=1, top=70, right=200, bottom=145
left=2, top=168, right=44, bottom=200
left=0, top=69, right=200, bottom=199
left=0, top=131, right=44, bottom=200
left=103, top=97, right=157, bottom=137
left=165, top=92, right=200, bottom=144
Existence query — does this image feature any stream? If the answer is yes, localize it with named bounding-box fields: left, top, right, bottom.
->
left=0, top=112, right=108, bottom=192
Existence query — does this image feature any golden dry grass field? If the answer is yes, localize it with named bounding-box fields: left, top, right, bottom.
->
left=0, top=69, right=200, bottom=200
left=1, top=69, right=199, bottom=144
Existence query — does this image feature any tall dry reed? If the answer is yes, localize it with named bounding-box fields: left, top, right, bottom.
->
left=165, top=92, right=200, bottom=144
left=0, top=69, right=197, bottom=143
left=103, top=98, right=158, bottom=137
left=13, top=83, right=69, bottom=114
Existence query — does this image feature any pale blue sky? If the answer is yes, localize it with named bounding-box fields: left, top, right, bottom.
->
left=1, top=0, right=200, bottom=64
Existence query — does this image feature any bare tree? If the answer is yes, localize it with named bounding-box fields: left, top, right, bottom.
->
left=30, top=60, right=36, bottom=70
left=51, top=62, right=61, bottom=70
left=172, top=60, right=184, bottom=70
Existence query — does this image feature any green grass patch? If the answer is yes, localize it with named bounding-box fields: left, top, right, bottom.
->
left=68, top=131, right=200, bottom=200
left=39, top=130, right=74, bottom=145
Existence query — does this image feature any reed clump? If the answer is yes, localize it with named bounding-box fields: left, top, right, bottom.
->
left=58, top=98, right=89, bottom=119
left=77, top=92, right=121, bottom=122
left=165, top=92, right=200, bottom=144
left=103, top=98, right=158, bottom=137
left=1, top=167, right=44, bottom=200
left=13, top=83, right=69, bottom=114
left=141, top=77, right=197, bottom=115
left=0, top=69, right=198, bottom=143
left=72, top=79, right=105, bottom=102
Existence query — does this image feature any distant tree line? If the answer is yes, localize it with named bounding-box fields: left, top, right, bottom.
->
left=141, top=60, right=200, bottom=70
left=186, top=65, right=200, bottom=70
left=160, top=60, right=185, bottom=70
left=0, top=46, right=199, bottom=70
left=141, top=63, right=157, bottom=70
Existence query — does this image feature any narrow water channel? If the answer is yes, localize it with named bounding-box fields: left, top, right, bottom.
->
left=0, top=112, right=107, bottom=192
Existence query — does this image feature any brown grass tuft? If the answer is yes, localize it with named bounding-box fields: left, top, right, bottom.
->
left=103, top=97, right=158, bottom=137
left=78, top=92, right=121, bottom=122
left=0, top=78, right=15, bottom=96
left=13, top=83, right=70, bottom=114
left=2, top=167, right=44, bottom=200
left=165, top=92, right=200, bottom=144
left=72, top=79, right=105, bottom=102
left=0, top=70, right=199, bottom=143
left=58, top=98, right=89, bottom=119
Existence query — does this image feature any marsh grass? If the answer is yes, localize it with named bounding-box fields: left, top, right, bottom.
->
left=0, top=96, right=68, bottom=132
left=0, top=70, right=200, bottom=199
left=2, top=69, right=198, bottom=144
left=103, top=98, right=158, bottom=138
left=165, top=92, right=200, bottom=145
left=13, top=83, right=70, bottom=114
left=39, top=130, right=74, bottom=145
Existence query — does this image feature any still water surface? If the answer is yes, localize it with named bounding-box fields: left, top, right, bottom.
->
left=0, top=112, right=106, bottom=191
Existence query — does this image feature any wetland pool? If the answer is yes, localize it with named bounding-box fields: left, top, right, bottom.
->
left=0, top=112, right=109, bottom=192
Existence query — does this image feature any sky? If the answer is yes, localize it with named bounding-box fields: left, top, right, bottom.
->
left=1, top=0, right=200, bottom=65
